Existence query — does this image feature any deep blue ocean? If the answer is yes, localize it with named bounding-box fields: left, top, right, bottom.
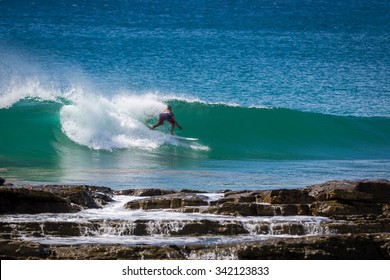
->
left=1, top=0, right=389, bottom=190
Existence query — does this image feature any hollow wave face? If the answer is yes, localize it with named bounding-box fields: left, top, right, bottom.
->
left=168, top=100, right=390, bottom=160
left=1, top=91, right=390, bottom=164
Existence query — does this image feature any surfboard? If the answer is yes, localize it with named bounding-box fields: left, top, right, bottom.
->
left=172, top=135, right=199, bottom=141
left=146, top=123, right=198, bottom=140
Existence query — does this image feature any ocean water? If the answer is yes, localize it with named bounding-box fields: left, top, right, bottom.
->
left=1, top=0, right=389, bottom=191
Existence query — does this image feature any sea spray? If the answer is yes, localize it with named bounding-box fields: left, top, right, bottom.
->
left=59, top=93, right=211, bottom=151
left=60, top=94, right=163, bottom=150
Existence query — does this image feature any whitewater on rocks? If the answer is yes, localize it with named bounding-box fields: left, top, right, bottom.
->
left=0, top=178, right=390, bottom=259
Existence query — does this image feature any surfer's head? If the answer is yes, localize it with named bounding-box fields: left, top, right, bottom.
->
left=167, top=105, right=172, bottom=110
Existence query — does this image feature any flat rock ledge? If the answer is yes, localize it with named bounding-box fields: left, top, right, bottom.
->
left=0, top=179, right=390, bottom=259
left=123, top=180, right=390, bottom=219
left=0, top=184, right=113, bottom=214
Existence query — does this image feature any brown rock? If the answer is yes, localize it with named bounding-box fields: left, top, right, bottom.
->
left=0, top=239, right=51, bottom=259
left=270, top=223, right=306, bottom=236
left=256, top=204, right=276, bottom=216
left=2, top=179, right=390, bottom=261
left=124, top=193, right=209, bottom=210
left=205, top=202, right=258, bottom=216
left=356, top=180, right=390, bottom=203
left=222, top=191, right=258, bottom=203
left=279, top=204, right=312, bottom=216
left=169, top=220, right=249, bottom=236
left=0, top=186, right=79, bottom=214
left=138, top=197, right=172, bottom=210
left=328, top=219, right=390, bottom=234
left=0, top=222, right=82, bottom=238
left=237, top=234, right=390, bottom=260
left=44, top=185, right=114, bottom=208
left=46, top=244, right=186, bottom=260
left=114, top=189, right=175, bottom=196
left=383, top=204, right=390, bottom=217
left=259, top=189, right=315, bottom=204
left=306, top=180, right=390, bottom=203
left=4, top=233, right=388, bottom=260
left=311, top=200, right=383, bottom=217
left=0, top=184, right=115, bottom=214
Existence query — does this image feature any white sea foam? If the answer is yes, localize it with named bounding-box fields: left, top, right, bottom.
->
left=60, top=93, right=209, bottom=151
left=20, top=235, right=280, bottom=247
left=0, top=194, right=329, bottom=223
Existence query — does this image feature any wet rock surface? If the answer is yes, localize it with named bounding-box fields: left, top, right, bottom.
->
left=0, top=184, right=113, bottom=214
left=1, top=179, right=390, bottom=259
left=1, top=233, right=389, bottom=260
left=124, top=193, right=209, bottom=210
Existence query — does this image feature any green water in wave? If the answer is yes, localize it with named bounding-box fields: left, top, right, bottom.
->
left=1, top=100, right=389, bottom=168
left=0, top=101, right=63, bottom=166
left=171, top=100, right=390, bottom=160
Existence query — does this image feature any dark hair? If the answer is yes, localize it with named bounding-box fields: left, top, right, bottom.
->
left=167, top=105, right=172, bottom=109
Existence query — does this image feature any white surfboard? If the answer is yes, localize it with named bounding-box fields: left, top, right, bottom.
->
left=172, top=135, right=199, bottom=141
left=147, top=125, right=198, bottom=140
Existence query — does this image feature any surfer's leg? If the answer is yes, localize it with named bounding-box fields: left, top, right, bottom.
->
left=150, top=118, right=164, bottom=129
left=170, top=123, right=175, bottom=135
left=150, top=123, right=161, bottom=129
left=167, top=119, right=176, bottom=135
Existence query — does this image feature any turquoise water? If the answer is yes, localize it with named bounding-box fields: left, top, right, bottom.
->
left=1, top=0, right=389, bottom=190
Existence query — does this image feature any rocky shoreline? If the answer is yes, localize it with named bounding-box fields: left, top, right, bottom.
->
left=0, top=178, right=389, bottom=259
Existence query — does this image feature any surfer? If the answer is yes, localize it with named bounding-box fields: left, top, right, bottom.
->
left=149, top=105, right=183, bottom=135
